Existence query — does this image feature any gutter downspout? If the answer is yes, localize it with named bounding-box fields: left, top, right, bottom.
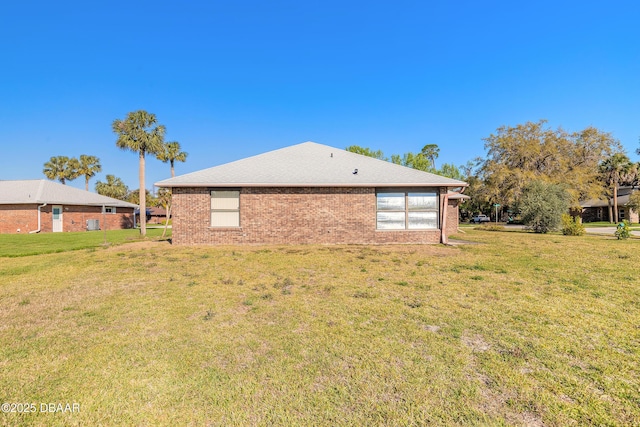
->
left=440, top=187, right=466, bottom=245
left=29, top=203, right=47, bottom=234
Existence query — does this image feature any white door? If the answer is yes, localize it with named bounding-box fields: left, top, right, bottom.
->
left=52, top=205, right=63, bottom=232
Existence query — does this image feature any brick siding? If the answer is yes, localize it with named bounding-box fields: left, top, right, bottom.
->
left=0, top=205, right=39, bottom=233
left=172, top=187, right=461, bottom=245
left=0, top=204, right=134, bottom=233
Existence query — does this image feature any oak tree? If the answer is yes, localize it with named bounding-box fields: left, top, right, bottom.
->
left=479, top=120, right=621, bottom=209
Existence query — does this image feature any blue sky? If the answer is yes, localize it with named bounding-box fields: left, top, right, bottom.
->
left=1, top=0, right=639, bottom=192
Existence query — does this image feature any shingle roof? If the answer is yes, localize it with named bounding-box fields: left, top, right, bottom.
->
left=0, top=179, right=138, bottom=208
left=156, top=141, right=468, bottom=188
left=581, top=187, right=638, bottom=208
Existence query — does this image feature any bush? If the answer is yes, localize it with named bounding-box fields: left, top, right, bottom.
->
left=475, top=224, right=505, bottom=231
left=519, top=181, right=570, bottom=233
left=615, top=220, right=631, bottom=240
left=561, top=214, right=585, bottom=236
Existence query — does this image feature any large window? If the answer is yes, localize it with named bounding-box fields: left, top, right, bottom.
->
left=211, top=190, right=240, bottom=227
left=376, top=190, right=438, bottom=230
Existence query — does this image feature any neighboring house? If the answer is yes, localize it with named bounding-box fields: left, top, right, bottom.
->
left=580, top=186, right=639, bottom=223
left=156, top=142, right=468, bottom=245
left=0, top=179, right=137, bottom=234
left=148, top=207, right=168, bottom=224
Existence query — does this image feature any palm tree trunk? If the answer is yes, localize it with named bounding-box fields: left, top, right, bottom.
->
left=139, top=151, right=147, bottom=236
left=613, top=184, right=619, bottom=223
left=85, top=177, right=89, bottom=191
left=170, top=160, right=175, bottom=178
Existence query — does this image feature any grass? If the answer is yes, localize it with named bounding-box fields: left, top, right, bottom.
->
left=1, top=230, right=639, bottom=426
left=0, top=228, right=170, bottom=257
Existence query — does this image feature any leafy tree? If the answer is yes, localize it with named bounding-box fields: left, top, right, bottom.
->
left=421, top=144, right=440, bottom=169
left=157, top=141, right=187, bottom=178
left=75, top=154, right=102, bottom=191
left=345, top=145, right=388, bottom=160
left=391, top=152, right=434, bottom=173
left=43, top=156, right=78, bottom=184
left=598, top=153, right=633, bottom=223
left=346, top=144, right=443, bottom=173
left=126, top=189, right=156, bottom=207
left=95, top=174, right=129, bottom=200
left=480, top=120, right=621, bottom=209
left=112, top=110, right=166, bottom=236
left=628, top=188, right=640, bottom=218
left=389, top=144, right=440, bottom=173
left=437, top=163, right=465, bottom=180
left=518, top=181, right=570, bottom=233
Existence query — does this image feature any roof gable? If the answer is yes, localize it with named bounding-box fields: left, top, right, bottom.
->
left=0, top=180, right=138, bottom=208
left=156, top=142, right=467, bottom=188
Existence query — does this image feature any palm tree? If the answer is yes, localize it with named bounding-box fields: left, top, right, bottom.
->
left=599, top=153, right=633, bottom=223
left=95, top=174, right=129, bottom=200
left=157, top=141, right=187, bottom=177
left=43, top=156, right=73, bottom=184
left=156, top=141, right=187, bottom=238
left=76, top=155, right=102, bottom=191
left=112, top=110, right=165, bottom=236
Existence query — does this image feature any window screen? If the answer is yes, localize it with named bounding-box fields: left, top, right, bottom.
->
left=211, top=191, right=240, bottom=227
left=376, top=190, right=438, bottom=230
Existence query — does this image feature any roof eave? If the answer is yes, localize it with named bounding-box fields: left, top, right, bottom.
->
left=156, top=182, right=468, bottom=188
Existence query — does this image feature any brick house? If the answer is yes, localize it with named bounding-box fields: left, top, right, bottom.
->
left=0, top=179, right=137, bottom=234
left=580, top=186, right=639, bottom=223
left=156, top=142, right=468, bottom=245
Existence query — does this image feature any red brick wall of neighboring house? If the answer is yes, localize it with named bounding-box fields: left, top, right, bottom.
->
left=171, top=187, right=461, bottom=245
left=0, top=204, right=135, bottom=233
left=0, top=204, right=39, bottom=233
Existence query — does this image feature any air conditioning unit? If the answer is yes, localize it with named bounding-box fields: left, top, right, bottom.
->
left=86, top=219, right=100, bottom=231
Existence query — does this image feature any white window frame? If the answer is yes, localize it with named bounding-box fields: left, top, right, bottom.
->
left=210, top=190, right=240, bottom=227
left=376, top=189, right=439, bottom=230
left=104, top=207, right=116, bottom=214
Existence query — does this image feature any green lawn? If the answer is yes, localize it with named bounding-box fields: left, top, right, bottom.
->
left=1, top=230, right=638, bottom=426
left=0, top=228, right=170, bottom=257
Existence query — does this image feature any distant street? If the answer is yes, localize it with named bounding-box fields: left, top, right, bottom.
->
left=584, top=227, right=640, bottom=237
left=491, top=224, right=640, bottom=237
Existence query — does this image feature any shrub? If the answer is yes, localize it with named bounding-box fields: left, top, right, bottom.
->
left=475, top=224, right=505, bottom=231
left=561, top=214, right=585, bottom=236
left=615, top=220, right=631, bottom=240
left=519, top=181, right=570, bottom=233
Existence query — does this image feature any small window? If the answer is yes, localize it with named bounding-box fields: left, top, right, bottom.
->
left=104, top=207, right=116, bottom=214
left=619, top=208, right=625, bottom=220
left=211, top=190, right=240, bottom=227
left=376, top=190, right=439, bottom=230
